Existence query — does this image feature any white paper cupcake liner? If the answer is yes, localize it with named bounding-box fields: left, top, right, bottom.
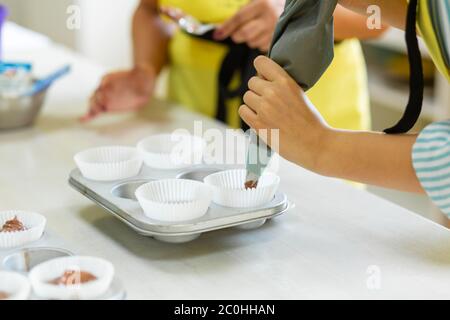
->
left=204, top=169, right=280, bottom=208
left=135, top=179, right=212, bottom=222
left=137, top=133, right=205, bottom=169
left=74, top=146, right=143, bottom=181
left=0, top=271, right=31, bottom=300
left=0, top=210, right=46, bottom=249
left=29, top=256, right=114, bottom=300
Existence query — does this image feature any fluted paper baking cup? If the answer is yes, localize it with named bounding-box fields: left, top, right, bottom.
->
left=204, top=169, right=280, bottom=208
left=74, top=146, right=143, bottom=181
left=0, top=271, right=31, bottom=300
left=29, top=256, right=114, bottom=300
left=137, top=133, right=205, bottom=169
left=0, top=210, right=46, bottom=248
left=135, top=179, right=212, bottom=222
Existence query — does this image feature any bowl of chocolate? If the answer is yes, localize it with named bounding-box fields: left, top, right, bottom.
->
left=29, top=256, right=114, bottom=300
left=0, top=210, right=46, bottom=248
left=0, top=271, right=31, bottom=300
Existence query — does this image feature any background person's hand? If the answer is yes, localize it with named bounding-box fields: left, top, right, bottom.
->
left=213, top=0, right=284, bottom=52
left=239, top=56, right=332, bottom=172
left=81, top=65, right=155, bottom=121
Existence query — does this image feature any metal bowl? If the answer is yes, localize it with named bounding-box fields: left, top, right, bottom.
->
left=0, top=87, right=48, bottom=130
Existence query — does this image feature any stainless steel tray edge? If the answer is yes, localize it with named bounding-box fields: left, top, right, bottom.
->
left=69, top=168, right=291, bottom=237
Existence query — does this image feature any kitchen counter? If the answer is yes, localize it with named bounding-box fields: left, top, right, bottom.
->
left=1, top=24, right=449, bottom=299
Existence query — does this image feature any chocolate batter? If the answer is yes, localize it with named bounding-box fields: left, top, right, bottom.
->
left=49, top=270, right=97, bottom=286
left=244, top=180, right=258, bottom=189
left=0, top=216, right=26, bottom=233
left=0, top=291, right=9, bottom=299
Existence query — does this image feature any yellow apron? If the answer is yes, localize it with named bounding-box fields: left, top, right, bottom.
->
left=159, top=0, right=370, bottom=131
left=417, top=0, right=450, bottom=81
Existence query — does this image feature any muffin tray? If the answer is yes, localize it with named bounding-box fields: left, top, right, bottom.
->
left=68, top=165, right=291, bottom=243
left=0, top=231, right=126, bottom=300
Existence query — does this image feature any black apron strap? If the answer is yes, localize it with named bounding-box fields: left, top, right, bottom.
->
left=188, top=30, right=261, bottom=131
left=384, top=0, right=424, bottom=134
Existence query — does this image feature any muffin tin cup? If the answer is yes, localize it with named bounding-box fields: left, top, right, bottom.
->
left=74, top=146, right=143, bottom=181
left=0, top=210, right=46, bottom=249
left=0, top=271, right=31, bottom=300
left=29, top=256, right=115, bottom=300
left=137, top=133, right=205, bottom=170
left=135, top=179, right=212, bottom=222
left=204, top=169, right=280, bottom=208
left=3, top=247, right=73, bottom=273
left=0, top=231, right=125, bottom=300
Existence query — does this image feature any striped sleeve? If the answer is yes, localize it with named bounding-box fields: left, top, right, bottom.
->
left=412, top=120, right=450, bottom=217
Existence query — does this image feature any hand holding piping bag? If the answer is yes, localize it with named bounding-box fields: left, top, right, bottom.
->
left=240, top=56, right=330, bottom=173
left=240, top=56, right=423, bottom=193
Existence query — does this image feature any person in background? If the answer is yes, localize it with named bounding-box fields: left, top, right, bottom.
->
left=84, top=0, right=387, bottom=132
left=239, top=0, right=450, bottom=218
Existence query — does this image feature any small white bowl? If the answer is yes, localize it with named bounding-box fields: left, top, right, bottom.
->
left=74, top=146, right=143, bottom=181
left=29, top=256, right=114, bottom=300
left=135, top=179, right=212, bottom=222
left=0, top=210, right=46, bottom=248
left=137, top=133, right=205, bottom=169
left=204, top=169, right=280, bottom=208
left=0, top=271, right=31, bottom=300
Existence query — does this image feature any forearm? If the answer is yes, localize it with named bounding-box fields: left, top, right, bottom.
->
left=132, top=1, right=171, bottom=74
left=334, top=5, right=388, bottom=40
left=338, top=0, right=407, bottom=30
left=317, top=129, right=424, bottom=193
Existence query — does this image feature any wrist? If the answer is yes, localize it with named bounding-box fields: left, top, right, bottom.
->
left=133, top=63, right=156, bottom=78
left=132, top=64, right=156, bottom=94
left=312, top=127, right=340, bottom=177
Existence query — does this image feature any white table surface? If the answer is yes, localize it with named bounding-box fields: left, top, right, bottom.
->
left=1, top=25, right=450, bottom=300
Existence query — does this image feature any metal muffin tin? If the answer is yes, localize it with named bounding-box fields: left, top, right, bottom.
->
left=0, top=232, right=126, bottom=300
left=69, top=165, right=291, bottom=243
left=0, top=232, right=73, bottom=273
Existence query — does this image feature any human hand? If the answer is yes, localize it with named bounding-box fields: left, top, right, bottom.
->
left=213, top=0, right=284, bottom=52
left=81, top=65, right=155, bottom=121
left=239, top=56, right=332, bottom=172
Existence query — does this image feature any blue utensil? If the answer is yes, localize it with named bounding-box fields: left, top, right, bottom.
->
left=23, top=64, right=71, bottom=97
left=0, top=62, right=32, bottom=73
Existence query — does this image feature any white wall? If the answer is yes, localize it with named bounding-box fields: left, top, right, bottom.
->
left=2, top=0, right=138, bottom=69
left=2, top=0, right=77, bottom=49
left=76, top=0, right=139, bottom=69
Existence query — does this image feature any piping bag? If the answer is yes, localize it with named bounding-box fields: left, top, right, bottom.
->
left=246, top=0, right=424, bottom=187
left=245, top=0, right=339, bottom=188
left=269, top=0, right=423, bottom=132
